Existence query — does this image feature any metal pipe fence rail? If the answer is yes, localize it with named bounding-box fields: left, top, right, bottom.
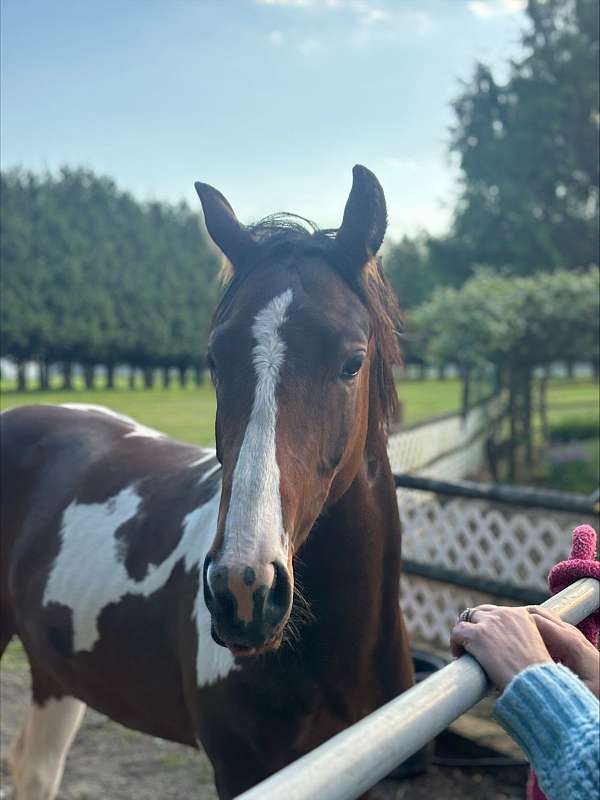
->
left=235, top=578, right=600, bottom=800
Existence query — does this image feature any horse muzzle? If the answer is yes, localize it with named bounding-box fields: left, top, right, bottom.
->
left=203, top=556, right=292, bottom=655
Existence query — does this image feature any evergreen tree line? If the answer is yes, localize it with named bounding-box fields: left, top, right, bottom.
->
left=1, top=168, right=220, bottom=390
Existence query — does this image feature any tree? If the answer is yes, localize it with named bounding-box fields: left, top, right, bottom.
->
left=0, top=168, right=220, bottom=388
left=446, top=0, right=599, bottom=276
left=411, top=267, right=600, bottom=479
left=384, top=234, right=435, bottom=310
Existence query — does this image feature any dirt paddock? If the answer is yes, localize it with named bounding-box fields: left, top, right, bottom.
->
left=1, top=644, right=526, bottom=800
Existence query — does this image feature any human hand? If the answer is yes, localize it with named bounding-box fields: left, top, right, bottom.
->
left=527, top=606, right=600, bottom=698
left=450, top=605, right=553, bottom=691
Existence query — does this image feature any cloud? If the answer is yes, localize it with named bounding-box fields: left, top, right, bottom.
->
left=409, top=10, right=433, bottom=35
left=267, top=29, right=286, bottom=46
left=386, top=203, right=452, bottom=239
left=387, top=200, right=453, bottom=239
left=348, top=8, right=432, bottom=49
left=298, top=37, right=324, bottom=57
left=351, top=2, right=391, bottom=25
left=384, top=157, right=419, bottom=172
left=365, top=8, right=390, bottom=23
left=256, top=0, right=338, bottom=7
left=255, top=0, right=393, bottom=24
left=467, top=0, right=526, bottom=19
left=256, top=1, right=433, bottom=53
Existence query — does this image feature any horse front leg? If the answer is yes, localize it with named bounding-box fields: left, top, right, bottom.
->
left=8, top=694, right=86, bottom=800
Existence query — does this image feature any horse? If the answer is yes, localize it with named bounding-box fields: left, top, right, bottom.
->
left=0, top=165, right=414, bottom=800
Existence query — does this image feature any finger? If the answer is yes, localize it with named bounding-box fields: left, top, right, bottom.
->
left=469, top=605, right=527, bottom=625
left=534, top=613, right=592, bottom=651
left=470, top=604, right=499, bottom=614
left=531, top=615, right=573, bottom=660
left=527, top=606, right=565, bottom=626
left=450, top=639, right=463, bottom=658
left=464, top=606, right=497, bottom=624
left=450, top=621, right=478, bottom=656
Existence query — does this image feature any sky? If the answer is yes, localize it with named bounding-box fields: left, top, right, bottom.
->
left=1, top=0, right=528, bottom=241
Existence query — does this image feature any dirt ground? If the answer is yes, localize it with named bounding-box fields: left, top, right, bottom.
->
left=1, top=647, right=527, bottom=800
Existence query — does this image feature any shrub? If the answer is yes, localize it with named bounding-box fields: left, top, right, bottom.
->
left=549, top=417, right=600, bottom=443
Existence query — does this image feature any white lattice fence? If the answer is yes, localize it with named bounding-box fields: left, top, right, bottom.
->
left=386, top=391, right=596, bottom=652
left=400, top=575, right=522, bottom=650
left=387, top=393, right=506, bottom=479
left=414, top=439, right=489, bottom=482
left=398, top=491, right=598, bottom=650
left=397, top=494, right=588, bottom=591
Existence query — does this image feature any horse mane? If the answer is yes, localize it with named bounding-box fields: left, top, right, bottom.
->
left=213, top=214, right=402, bottom=427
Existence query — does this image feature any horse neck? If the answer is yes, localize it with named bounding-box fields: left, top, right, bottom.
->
left=296, top=408, right=402, bottom=665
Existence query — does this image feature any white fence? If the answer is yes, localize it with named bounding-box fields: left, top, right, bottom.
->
left=398, top=492, right=598, bottom=650
left=387, top=393, right=506, bottom=480
left=399, top=495, right=587, bottom=592
left=387, top=392, right=599, bottom=650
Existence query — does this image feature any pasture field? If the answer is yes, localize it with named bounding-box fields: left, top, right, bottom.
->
left=0, top=378, right=466, bottom=446
left=1, top=377, right=597, bottom=448
left=0, top=382, right=218, bottom=447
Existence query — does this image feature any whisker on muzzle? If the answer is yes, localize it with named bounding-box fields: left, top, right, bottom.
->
left=281, top=570, right=315, bottom=653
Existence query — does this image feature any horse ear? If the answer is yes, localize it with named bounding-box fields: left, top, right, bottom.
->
left=194, top=181, right=256, bottom=268
left=335, top=165, right=387, bottom=273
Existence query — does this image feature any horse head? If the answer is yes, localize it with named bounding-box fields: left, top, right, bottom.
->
left=196, top=166, right=400, bottom=656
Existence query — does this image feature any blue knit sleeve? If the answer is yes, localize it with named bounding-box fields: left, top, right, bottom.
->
left=493, top=662, right=599, bottom=800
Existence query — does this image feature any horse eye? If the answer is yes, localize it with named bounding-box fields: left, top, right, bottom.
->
left=340, top=355, right=365, bottom=379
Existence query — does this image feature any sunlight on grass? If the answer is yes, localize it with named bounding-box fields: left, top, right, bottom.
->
left=1, top=640, right=27, bottom=672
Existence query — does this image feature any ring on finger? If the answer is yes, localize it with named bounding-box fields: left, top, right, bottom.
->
left=459, top=607, right=475, bottom=624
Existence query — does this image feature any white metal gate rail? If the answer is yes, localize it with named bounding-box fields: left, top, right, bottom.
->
left=235, top=578, right=599, bottom=800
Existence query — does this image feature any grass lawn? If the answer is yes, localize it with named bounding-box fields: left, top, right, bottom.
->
left=543, top=378, right=599, bottom=425
left=0, top=384, right=218, bottom=446
left=1, top=377, right=596, bottom=450
left=396, top=379, right=462, bottom=424
left=0, top=378, right=466, bottom=446
left=531, top=379, right=599, bottom=442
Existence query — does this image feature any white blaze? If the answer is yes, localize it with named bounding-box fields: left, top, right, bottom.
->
left=221, top=288, right=293, bottom=566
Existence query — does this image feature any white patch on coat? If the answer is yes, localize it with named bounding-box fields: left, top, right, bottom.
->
left=189, top=451, right=217, bottom=468
left=199, top=463, right=221, bottom=483
left=7, top=696, right=86, bottom=800
left=60, top=404, right=165, bottom=439
left=188, top=451, right=221, bottom=485
left=221, top=288, right=293, bottom=566
left=43, top=484, right=235, bottom=687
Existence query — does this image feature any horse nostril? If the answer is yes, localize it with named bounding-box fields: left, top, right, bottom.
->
left=204, top=556, right=230, bottom=610
left=265, top=561, right=292, bottom=627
